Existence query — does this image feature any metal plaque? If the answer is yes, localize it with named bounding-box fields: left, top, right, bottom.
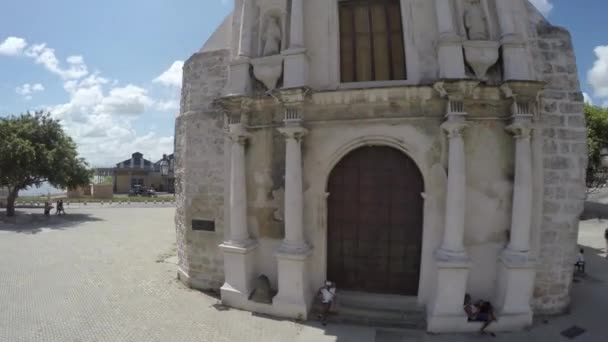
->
left=192, top=219, right=215, bottom=232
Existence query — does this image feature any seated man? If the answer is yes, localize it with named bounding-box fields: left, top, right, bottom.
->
left=464, top=294, right=497, bottom=336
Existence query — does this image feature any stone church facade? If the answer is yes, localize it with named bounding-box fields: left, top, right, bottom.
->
left=175, top=0, right=587, bottom=332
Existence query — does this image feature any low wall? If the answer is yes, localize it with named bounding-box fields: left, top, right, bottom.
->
left=92, top=184, right=113, bottom=199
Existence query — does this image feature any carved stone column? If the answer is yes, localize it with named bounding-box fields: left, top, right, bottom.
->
left=434, top=0, right=466, bottom=79
left=494, top=84, right=540, bottom=328
left=428, top=90, right=472, bottom=333
left=278, top=125, right=309, bottom=253
left=282, top=0, right=309, bottom=88
left=438, top=116, right=468, bottom=257
left=506, top=117, right=533, bottom=253
left=219, top=113, right=258, bottom=309
left=273, top=90, right=312, bottom=319
left=227, top=123, right=252, bottom=246
left=227, top=0, right=254, bottom=95
left=494, top=0, right=532, bottom=80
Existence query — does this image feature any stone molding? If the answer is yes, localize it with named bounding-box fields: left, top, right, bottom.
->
left=441, top=121, right=468, bottom=139
left=228, top=124, right=251, bottom=145
left=277, top=126, right=308, bottom=142
left=506, top=122, right=533, bottom=139
left=219, top=239, right=259, bottom=253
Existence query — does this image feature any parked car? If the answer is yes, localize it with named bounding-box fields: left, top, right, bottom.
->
left=129, top=185, right=157, bottom=197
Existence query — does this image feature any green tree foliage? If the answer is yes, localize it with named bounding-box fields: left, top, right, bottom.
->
left=585, top=104, right=608, bottom=188
left=0, top=111, right=91, bottom=216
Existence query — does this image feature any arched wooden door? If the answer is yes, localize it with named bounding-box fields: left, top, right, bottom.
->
left=327, top=146, right=424, bottom=296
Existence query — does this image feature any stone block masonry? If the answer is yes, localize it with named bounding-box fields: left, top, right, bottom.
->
left=175, top=49, right=231, bottom=290
left=532, top=20, right=587, bottom=314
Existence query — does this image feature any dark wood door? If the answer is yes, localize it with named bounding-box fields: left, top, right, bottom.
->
left=327, top=146, right=423, bottom=295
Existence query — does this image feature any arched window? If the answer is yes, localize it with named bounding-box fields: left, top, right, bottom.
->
left=339, top=0, right=406, bottom=83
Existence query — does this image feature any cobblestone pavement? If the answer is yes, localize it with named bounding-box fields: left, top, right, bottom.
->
left=0, top=208, right=607, bottom=342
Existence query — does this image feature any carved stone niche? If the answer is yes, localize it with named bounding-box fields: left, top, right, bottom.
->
left=251, top=1, right=289, bottom=91
left=460, top=0, right=499, bottom=81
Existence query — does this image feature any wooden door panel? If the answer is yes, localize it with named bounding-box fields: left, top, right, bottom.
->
left=327, top=146, right=423, bottom=296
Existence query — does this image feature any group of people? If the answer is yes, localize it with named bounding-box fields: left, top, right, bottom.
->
left=316, top=281, right=498, bottom=335
left=43, top=200, right=65, bottom=216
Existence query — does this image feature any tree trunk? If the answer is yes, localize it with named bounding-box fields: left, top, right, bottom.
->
left=5, top=187, right=18, bottom=217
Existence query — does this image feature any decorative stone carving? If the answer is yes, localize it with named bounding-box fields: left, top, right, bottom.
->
left=463, top=40, right=499, bottom=80
left=251, top=13, right=285, bottom=91
left=464, top=0, right=489, bottom=41
left=252, top=55, right=284, bottom=91
left=262, top=15, right=282, bottom=57
left=249, top=274, right=274, bottom=304
left=461, top=0, right=499, bottom=81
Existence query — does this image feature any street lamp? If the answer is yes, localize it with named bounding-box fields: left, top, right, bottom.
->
left=160, top=154, right=169, bottom=192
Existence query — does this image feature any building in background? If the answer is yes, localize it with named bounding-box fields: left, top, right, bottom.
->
left=93, top=152, right=175, bottom=194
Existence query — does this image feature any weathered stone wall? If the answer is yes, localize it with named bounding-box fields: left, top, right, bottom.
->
left=175, top=49, right=230, bottom=290
left=529, top=13, right=587, bottom=313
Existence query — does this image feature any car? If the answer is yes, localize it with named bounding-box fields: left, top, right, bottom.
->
left=129, top=185, right=145, bottom=196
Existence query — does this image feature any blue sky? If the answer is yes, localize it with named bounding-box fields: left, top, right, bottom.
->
left=0, top=0, right=606, bottom=167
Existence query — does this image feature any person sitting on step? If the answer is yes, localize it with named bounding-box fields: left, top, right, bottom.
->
left=464, top=293, right=497, bottom=336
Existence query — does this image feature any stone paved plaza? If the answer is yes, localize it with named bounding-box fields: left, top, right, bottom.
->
left=0, top=208, right=607, bottom=341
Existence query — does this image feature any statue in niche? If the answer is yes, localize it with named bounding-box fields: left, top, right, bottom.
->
left=261, top=15, right=282, bottom=56
left=464, top=0, right=489, bottom=40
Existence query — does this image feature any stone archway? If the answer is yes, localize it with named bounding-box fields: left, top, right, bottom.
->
left=326, top=146, right=424, bottom=296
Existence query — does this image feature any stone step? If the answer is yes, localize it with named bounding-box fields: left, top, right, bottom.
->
left=312, top=304, right=426, bottom=329
left=336, top=291, right=419, bottom=311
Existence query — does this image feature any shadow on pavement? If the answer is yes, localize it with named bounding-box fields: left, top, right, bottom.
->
left=0, top=209, right=104, bottom=234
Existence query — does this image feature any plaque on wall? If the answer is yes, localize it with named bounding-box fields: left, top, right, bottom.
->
left=192, top=219, right=215, bottom=232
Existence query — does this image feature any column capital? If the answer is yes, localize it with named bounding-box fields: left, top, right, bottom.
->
left=228, top=123, right=251, bottom=145
left=441, top=121, right=468, bottom=139
left=506, top=122, right=533, bottom=139
left=278, top=125, right=308, bottom=141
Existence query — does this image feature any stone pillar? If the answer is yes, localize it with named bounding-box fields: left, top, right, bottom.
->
left=494, top=99, right=536, bottom=328
left=506, top=119, right=533, bottom=253
left=428, top=99, right=472, bottom=333
left=273, top=98, right=312, bottom=319
left=277, top=125, right=309, bottom=252
left=219, top=121, right=258, bottom=308
left=434, top=0, right=466, bottom=79
left=494, top=0, right=532, bottom=80
left=282, top=0, right=309, bottom=88
left=227, top=0, right=254, bottom=95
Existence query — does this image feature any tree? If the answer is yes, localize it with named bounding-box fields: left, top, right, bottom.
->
left=585, top=104, right=608, bottom=188
left=0, top=111, right=91, bottom=216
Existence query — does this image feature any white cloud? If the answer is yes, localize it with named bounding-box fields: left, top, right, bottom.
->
left=24, top=43, right=89, bottom=79
left=0, top=37, right=27, bottom=56
left=2, top=36, right=174, bottom=165
left=155, top=99, right=180, bottom=112
left=583, top=92, right=593, bottom=105
left=15, top=83, right=45, bottom=100
left=153, top=61, right=184, bottom=87
left=589, top=46, right=608, bottom=98
left=96, top=84, right=154, bottom=116
left=529, top=0, right=554, bottom=16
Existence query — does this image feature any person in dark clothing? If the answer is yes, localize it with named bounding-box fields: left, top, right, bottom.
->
left=44, top=202, right=52, bottom=216
left=464, top=294, right=497, bottom=336
left=57, top=200, right=65, bottom=215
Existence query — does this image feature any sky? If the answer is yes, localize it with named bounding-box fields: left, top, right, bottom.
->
left=0, top=0, right=607, bottom=168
